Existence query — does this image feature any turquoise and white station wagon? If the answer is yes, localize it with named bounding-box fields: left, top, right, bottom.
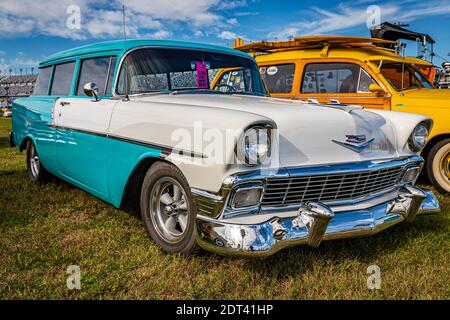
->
left=10, top=40, right=440, bottom=257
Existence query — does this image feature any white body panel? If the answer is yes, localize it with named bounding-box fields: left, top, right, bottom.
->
left=108, top=94, right=429, bottom=192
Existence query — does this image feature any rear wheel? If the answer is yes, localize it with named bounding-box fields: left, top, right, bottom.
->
left=140, top=162, right=198, bottom=254
left=26, top=141, right=51, bottom=184
left=426, top=138, right=450, bottom=194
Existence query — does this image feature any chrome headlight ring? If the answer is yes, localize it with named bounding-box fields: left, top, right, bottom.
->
left=408, top=121, right=432, bottom=153
left=236, top=123, right=273, bottom=166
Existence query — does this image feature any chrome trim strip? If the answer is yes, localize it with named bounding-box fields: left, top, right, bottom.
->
left=47, top=124, right=206, bottom=158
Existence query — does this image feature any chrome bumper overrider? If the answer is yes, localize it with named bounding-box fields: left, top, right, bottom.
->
left=195, top=185, right=440, bottom=258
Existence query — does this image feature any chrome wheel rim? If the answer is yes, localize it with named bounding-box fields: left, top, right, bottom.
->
left=30, top=145, right=40, bottom=178
left=441, top=151, right=450, bottom=182
left=149, top=177, right=190, bottom=243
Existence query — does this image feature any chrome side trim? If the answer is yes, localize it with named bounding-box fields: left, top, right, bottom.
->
left=47, top=124, right=206, bottom=159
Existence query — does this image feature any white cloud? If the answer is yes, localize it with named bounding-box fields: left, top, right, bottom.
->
left=194, top=30, right=205, bottom=37
left=218, top=31, right=239, bottom=40
left=226, top=18, right=239, bottom=26
left=146, top=30, right=172, bottom=39
left=217, top=1, right=248, bottom=10
left=0, top=0, right=249, bottom=39
left=270, top=1, right=450, bottom=40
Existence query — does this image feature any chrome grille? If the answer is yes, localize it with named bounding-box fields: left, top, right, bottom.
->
left=261, top=166, right=404, bottom=206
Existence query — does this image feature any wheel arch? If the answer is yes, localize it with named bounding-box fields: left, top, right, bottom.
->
left=421, top=133, right=450, bottom=163
left=119, top=156, right=176, bottom=214
left=19, top=135, right=37, bottom=152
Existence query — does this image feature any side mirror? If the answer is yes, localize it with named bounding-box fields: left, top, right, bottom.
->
left=83, top=82, right=99, bottom=101
left=369, top=83, right=385, bottom=95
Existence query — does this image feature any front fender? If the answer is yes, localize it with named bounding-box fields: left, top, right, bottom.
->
left=366, top=109, right=432, bottom=155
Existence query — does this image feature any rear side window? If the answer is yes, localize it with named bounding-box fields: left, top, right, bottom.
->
left=33, top=67, right=52, bottom=95
left=77, top=56, right=117, bottom=96
left=50, top=62, right=75, bottom=95
left=301, top=63, right=378, bottom=94
left=260, top=64, right=295, bottom=93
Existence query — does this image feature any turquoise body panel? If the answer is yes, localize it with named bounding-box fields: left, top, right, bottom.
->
left=107, top=138, right=161, bottom=207
left=12, top=39, right=247, bottom=208
left=12, top=96, right=58, bottom=170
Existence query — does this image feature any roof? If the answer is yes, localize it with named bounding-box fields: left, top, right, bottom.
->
left=233, top=36, right=394, bottom=53
left=40, top=39, right=251, bottom=67
left=233, top=36, right=432, bottom=66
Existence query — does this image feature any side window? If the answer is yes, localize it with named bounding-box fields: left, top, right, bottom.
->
left=260, top=64, right=295, bottom=93
left=33, top=66, right=52, bottom=95
left=301, top=63, right=361, bottom=94
left=77, top=56, right=117, bottom=96
left=50, top=62, right=75, bottom=96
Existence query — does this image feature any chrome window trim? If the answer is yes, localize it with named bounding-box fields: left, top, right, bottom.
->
left=112, top=45, right=257, bottom=98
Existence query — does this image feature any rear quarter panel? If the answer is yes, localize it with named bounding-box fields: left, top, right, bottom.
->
left=12, top=96, right=59, bottom=173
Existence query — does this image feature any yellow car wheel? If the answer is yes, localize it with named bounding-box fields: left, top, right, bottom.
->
left=427, top=138, right=450, bottom=194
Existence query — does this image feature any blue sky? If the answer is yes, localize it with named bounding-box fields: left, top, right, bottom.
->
left=0, top=0, right=449, bottom=75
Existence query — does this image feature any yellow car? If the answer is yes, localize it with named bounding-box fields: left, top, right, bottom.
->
left=223, top=36, right=450, bottom=194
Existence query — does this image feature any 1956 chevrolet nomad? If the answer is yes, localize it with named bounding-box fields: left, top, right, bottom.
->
left=10, top=40, right=440, bottom=257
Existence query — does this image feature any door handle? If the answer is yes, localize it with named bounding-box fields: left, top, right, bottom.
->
left=60, top=101, right=71, bottom=106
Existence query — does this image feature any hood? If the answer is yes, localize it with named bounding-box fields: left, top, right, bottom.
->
left=398, top=89, right=450, bottom=108
left=135, top=94, right=415, bottom=167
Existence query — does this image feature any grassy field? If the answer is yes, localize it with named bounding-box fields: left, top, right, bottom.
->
left=0, top=117, right=449, bottom=300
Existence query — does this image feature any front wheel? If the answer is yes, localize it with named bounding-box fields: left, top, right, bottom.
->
left=26, top=141, right=51, bottom=184
left=140, top=162, right=198, bottom=254
left=426, top=138, right=450, bottom=194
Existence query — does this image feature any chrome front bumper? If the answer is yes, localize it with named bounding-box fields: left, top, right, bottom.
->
left=195, top=185, right=440, bottom=258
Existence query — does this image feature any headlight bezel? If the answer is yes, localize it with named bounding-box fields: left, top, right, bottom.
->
left=408, top=121, right=431, bottom=153
left=236, top=123, right=273, bottom=166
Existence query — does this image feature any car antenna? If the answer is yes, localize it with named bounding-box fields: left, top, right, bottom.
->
left=122, top=4, right=130, bottom=101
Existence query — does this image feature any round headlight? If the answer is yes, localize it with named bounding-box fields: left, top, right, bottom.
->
left=237, top=125, right=271, bottom=166
left=409, top=123, right=429, bottom=152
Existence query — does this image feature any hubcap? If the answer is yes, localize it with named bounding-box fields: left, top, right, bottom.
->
left=30, top=145, right=40, bottom=178
left=441, top=151, right=450, bottom=182
left=149, top=177, right=190, bottom=243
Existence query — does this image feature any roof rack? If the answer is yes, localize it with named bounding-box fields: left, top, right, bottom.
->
left=232, top=36, right=394, bottom=55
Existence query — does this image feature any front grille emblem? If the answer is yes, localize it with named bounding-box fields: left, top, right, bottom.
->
left=332, top=134, right=375, bottom=153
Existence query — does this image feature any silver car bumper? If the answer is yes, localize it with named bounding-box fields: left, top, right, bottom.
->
left=195, top=185, right=440, bottom=258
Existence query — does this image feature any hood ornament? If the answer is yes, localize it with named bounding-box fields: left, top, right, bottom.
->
left=332, top=134, right=375, bottom=153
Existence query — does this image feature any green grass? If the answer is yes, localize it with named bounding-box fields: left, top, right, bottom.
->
left=0, top=117, right=449, bottom=299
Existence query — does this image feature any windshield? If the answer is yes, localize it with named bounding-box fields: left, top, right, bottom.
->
left=377, top=61, right=433, bottom=91
left=117, top=48, right=266, bottom=96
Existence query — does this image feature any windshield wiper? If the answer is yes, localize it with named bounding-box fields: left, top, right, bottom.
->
left=170, top=89, right=226, bottom=95
left=227, top=91, right=268, bottom=97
